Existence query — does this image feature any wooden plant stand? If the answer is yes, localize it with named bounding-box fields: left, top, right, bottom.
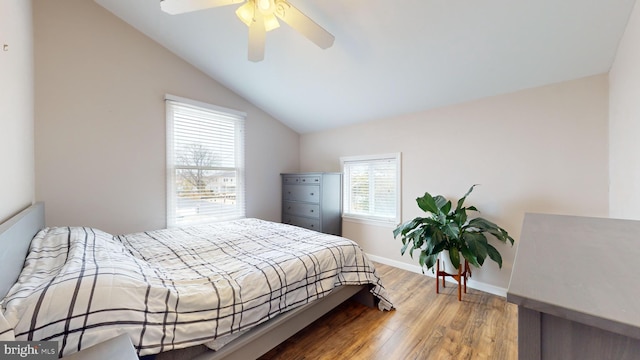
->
left=436, top=258, right=471, bottom=301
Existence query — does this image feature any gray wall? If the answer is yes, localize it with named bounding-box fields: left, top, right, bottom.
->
left=300, top=75, right=609, bottom=293
left=610, top=0, right=640, bottom=220
left=34, top=0, right=299, bottom=234
left=0, top=0, right=34, bottom=223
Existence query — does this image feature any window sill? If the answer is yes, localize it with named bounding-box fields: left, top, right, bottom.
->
left=342, top=215, right=399, bottom=229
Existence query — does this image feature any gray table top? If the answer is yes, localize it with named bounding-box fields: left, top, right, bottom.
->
left=507, top=212, right=640, bottom=339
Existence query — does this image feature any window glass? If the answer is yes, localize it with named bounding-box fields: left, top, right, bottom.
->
left=166, top=95, right=245, bottom=227
left=341, top=153, right=401, bottom=226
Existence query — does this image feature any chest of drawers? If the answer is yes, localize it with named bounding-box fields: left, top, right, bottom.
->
left=281, top=172, right=342, bottom=235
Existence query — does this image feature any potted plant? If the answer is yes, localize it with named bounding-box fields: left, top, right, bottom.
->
left=393, top=185, right=514, bottom=272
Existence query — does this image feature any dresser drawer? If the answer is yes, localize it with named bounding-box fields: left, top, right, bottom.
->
left=283, top=185, right=320, bottom=203
left=281, top=172, right=342, bottom=236
left=282, top=175, right=321, bottom=185
left=283, top=215, right=321, bottom=232
left=283, top=201, right=320, bottom=218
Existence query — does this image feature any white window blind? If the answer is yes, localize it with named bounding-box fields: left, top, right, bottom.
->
left=166, top=95, right=245, bottom=227
left=341, top=153, right=401, bottom=226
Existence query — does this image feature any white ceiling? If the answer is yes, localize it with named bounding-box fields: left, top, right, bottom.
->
left=94, top=0, right=637, bottom=133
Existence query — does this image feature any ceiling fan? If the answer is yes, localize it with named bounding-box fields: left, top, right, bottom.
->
left=160, top=0, right=335, bottom=62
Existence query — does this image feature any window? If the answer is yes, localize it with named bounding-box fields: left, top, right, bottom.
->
left=341, top=153, right=401, bottom=226
left=166, top=95, right=245, bottom=227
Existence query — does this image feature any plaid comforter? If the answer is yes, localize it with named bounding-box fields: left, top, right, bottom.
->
left=0, top=219, right=392, bottom=356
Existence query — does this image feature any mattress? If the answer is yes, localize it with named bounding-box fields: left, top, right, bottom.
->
left=0, top=219, right=392, bottom=356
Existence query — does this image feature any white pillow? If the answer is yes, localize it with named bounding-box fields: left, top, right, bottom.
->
left=0, top=309, right=16, bottom=341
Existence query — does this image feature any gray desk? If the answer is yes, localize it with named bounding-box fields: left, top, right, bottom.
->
left=507, top=213, right=640, bottom=360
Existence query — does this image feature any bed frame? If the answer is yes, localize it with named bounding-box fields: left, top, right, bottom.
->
left=0, top=203, right=375, bottom=360
left=0, top=202, right=45, bottom=300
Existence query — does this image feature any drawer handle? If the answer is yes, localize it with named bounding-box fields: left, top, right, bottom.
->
left=310, top=210, right=314, bottom=213
left=310, top=193, right=314, bottom=196
left=302, top=179, right=306, bottom=182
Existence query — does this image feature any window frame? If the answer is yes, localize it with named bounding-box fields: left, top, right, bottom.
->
left=340, top=152, right=402, bottom=227
left=165, top=94, right=246, bottom=227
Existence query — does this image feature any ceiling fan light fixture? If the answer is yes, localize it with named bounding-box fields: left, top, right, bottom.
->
left=235, top=2, right=254, bottom=27
left=236, top=1, right=279, bottom=31
left=257, top=0, right=274, bottom=12
left=163, top=0, right=334, bottom=61
left=263, top=14, right=280, bottom=31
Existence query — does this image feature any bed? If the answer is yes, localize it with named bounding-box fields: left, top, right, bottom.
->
left=0, top=203, right=392, bottom=359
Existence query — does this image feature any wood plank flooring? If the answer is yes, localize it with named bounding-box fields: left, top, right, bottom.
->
left=259, top=263, right=518, bottom=360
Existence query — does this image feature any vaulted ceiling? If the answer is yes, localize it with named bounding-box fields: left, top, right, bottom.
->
left=94, top=0, right=637, bottom=133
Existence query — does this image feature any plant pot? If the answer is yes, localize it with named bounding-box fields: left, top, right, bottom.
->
left=439, top=251, right=461, bottom=274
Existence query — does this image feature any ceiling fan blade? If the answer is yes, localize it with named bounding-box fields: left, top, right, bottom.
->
left=248, top=13, right=266, bottom=62
left=274, top=1, right=334, bottom=49
left=160, top=0, right=244, bottom=15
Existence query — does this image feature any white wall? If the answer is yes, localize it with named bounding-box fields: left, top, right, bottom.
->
left=300, top=75, right=609, bottom=292
left=610, top=0, right=640, bottom=220
left=0, top=0, right=34, bottom=223
left=34, top=0, right=299, bottom=234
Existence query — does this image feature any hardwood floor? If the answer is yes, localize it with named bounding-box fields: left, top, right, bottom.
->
left=260, top=263, right=518, bottom=360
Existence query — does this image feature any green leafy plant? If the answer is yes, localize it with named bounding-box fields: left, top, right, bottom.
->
left=393, top=185, right=514, bottom=272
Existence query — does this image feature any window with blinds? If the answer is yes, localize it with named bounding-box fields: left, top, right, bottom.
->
left=166, top=95, right=246, bottom=227
left=341, top=153, right=401, bottom=226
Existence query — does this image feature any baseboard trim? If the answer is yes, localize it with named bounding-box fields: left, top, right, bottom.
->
left=366, top=254, right=507, bottom=298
